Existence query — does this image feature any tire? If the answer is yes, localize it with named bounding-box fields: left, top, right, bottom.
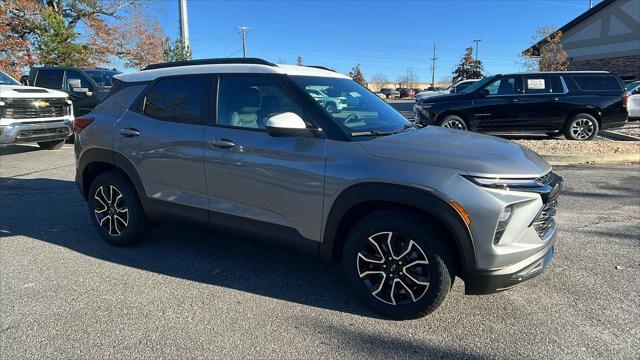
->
left=563, top=113, right=599, bottom=141
left=37, top=139, right=65, bottom=150
left=342, top=209, right=455, bottom=320
left=326, top=102, right=337, bottom=114
left=88, top=171, right=151, bottom=246
left=439, top=115, right=468, bottom=130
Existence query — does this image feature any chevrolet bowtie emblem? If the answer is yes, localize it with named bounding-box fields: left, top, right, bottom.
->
left=34, top=100, right=50, bottom=108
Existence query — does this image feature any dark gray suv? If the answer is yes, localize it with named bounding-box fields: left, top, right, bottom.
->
left=74, top=58, right=563, bottom=320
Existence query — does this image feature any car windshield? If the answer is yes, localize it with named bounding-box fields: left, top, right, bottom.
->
left=458, top=76, right=494, bottom=94
left=0, top=71, right=20, bottom=85
left=84, top=70, right=118, bottom=87
left=291, top=76, right=412, bottom=136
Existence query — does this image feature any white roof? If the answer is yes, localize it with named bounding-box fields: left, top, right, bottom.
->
left=115, top=63, right=350, bottom=83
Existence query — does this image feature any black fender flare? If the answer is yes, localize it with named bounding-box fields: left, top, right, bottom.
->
left=320, top=182, right=477, bottom=276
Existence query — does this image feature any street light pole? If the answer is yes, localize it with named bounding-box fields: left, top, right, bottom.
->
left=473, top=39, right=481, bottom=76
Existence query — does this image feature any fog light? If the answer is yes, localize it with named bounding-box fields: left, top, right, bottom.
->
left=494, top=205, right=514, bottom=244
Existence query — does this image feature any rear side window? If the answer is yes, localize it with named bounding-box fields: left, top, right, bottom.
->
left=35, top=69, right=64, bottom=89
left=143, top=77, right=206, bottom=123
left=523, top=75, right=566, bottom=94
left=572, top=75, right=622, bottom=91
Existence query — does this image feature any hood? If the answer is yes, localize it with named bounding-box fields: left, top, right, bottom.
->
left=359, top=127, right=551, bottom=178
left=0, top=84, right=69, bottom=99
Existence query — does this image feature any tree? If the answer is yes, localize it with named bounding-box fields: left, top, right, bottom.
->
left=397, top=67, right=418, bottom=88
left=0, top=0, right=165, bottom=75
left=348, top=64, right=366, bottom=86
left=452, top=47, right=483, bottom=83
left=522, top=25, right=569, bottom=71
left=370, top=73, right=388, bottom=91
left=162, top=37, right=192, bottom=62
left=296, top=55, right=303, bottom=66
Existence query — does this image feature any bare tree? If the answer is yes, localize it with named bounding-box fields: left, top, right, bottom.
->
left=522, top=25, right=569, bottom=71
left=370, top=73, right=388, bottom=91
left=397, top=67, right=419, bottom=88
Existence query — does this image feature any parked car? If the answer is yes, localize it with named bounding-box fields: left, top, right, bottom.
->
left=398, top=88, right=415, bottom=98
left=415, top=79, right=480, bottom=101
left=305, top=87, right=347, bottom=113
left=75, top=58, right=563, bottom=320
left=374, top=92, right=387, bottom=99
left=27, top=66, right=120, bottom=118
left=625, top=81, right=640, bottom=121
left=414, top=71, right=628, bottom=140
left=0, top=70, right=73, bottom=149
left=379, top=88, right=400, bottom=99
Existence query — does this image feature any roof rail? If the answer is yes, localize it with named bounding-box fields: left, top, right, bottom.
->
left=143, top=58, right=277, bottom=71
left=306, top=65, right=336, bottom=72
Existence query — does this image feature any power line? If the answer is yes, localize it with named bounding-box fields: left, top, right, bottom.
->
left=237, top=26, right=249, bottom=58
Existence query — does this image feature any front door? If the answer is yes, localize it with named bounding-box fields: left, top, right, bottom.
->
left=64, top=70, right=97, bottom=116
left=204, top=75, right=327, bottom=242
left=113, top=75, right=210, bottom=222
left=471, top=75, right=523, bottom=132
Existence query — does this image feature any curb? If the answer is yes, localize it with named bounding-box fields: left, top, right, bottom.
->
left=541, top=153, right=640, bottom=166
left=600, top=130, right=640, bottom=141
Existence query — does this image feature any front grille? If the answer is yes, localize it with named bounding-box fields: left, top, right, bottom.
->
left=2, top=98, right=68, bottom=119
left=533, top=194, right=558, bottom=238
left=17, top=127, right=69, bottom=138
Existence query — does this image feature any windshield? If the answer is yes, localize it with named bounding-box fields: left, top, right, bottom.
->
left=458, top=76, right=494, bottom=94
left=84, top=70, right=118, bottom=87
left=291, top=76, right=412, bottom=135
left=0, top=71, right=20, bottom=85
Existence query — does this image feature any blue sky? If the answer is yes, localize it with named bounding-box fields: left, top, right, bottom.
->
left=154, top=0, right=596, bottom=82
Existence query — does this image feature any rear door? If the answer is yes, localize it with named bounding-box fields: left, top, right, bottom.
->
left=518, top=74, right=568, bottom=130
left=471, top=75, right=523, bottom=131
left=113, top=75, right=210, bottom=222
left=203, top=75, right=327, bottom=242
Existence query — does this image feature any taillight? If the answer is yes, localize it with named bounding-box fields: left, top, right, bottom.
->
left=73, top=115, right=94, bottom=133
left=623, top=91, right=629, bottom=107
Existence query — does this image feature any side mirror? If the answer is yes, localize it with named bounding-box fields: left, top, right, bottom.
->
left=450, top=88, right=456, bottom=94
left=68, top=78, right=89, bottom=93
left=265, top=112, right=309, bottom=137
left=478, top=88, right=490, bottom=98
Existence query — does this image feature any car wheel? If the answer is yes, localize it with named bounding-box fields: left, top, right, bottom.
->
left=88, top=171, right=151, bottom=246
left=439, top=115, right=468, bottom=130
left=326, top=102, right=337, bottom=114
left=564, top=114, right=599, bottom=141
left=342, top=209, right=455, bottom=320
left=37, top=139, right=65, bottom=150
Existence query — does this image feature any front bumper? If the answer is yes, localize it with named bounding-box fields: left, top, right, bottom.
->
left=0, top=119, right=72, bottom=145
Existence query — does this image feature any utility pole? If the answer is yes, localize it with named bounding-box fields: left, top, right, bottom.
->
left=237, top=26, right=249, bottom=58
left=178, top=0, right=190, bottom=51
left=473, top=39, right=481, bottom=76
left=589, top=0, right=593, bottom=8
left=430, top=43, right=437, bottom=88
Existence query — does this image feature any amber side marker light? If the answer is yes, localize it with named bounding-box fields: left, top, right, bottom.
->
left=449, top=200, right=472, bottom=226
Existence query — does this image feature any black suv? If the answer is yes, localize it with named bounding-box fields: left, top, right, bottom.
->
left=27, top=67, right=120, bottom=117
left=414, top=71, right=628, bottom=140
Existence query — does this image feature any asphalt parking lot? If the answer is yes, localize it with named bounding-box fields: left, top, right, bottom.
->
left=1, top=145, right=639, bottom=359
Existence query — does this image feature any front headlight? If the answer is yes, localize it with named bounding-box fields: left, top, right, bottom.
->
left=464, top=176, right=544, bottom=189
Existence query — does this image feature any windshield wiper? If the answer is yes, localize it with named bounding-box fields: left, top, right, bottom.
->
left=350, top=130, right=392, bottom=137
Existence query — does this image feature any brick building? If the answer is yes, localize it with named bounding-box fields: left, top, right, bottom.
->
left=523, top=0, right=639, bottom=81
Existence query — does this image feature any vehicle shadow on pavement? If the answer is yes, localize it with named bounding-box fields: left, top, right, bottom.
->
left=0, top=144, right=41, bottom=156
left=0, top=176, right=382, bottom=319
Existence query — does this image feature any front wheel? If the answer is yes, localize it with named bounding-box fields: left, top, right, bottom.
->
left=342, top=209, right=455, bottom=320
left=88, top=171, right=151, bottom=246
left=564, top=114, right=599, bottom=141
left=439, top=115, right=468, bottom=130
left=325, top=102, right=337, bottom=114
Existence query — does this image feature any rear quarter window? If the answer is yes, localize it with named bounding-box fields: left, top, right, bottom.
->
left=572, top=75, right=622, bottom=91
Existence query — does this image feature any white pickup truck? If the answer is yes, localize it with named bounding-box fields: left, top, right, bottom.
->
left=0, top=70, right=73, bottom=150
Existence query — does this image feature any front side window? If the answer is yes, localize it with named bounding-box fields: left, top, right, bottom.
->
left=291, top=76, right=411, bottom=135
left=85, top=70, right=118, bottom=87
left=35, top=69, right=64, bottom=89
left=485, top=76, right=519, bottom=96
left=217, top=76, right=302, bottom=129
left=65, top=70, right=93, bottom=91
left=0, top=71, right=19, bottom=85
left=143, top=77, right=206, bottom=123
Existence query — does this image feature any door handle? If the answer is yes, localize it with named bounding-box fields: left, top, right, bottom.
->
left=210, top=138, right=235, bottom=149
left=552, top=97, right=560, bottom=101
left=512, top=98, right=519, bottom=102
left=120, top=128, right=140, bottom=137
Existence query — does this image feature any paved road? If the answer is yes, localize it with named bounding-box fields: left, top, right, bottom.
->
left=1, top=145, right=639, bottom=359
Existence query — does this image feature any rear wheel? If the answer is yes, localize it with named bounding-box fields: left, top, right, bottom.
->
left=88, top=171, right=151, bottom=246
left=439, top=115, right=468, bottom=130
left=564, top=113, right=599, bottom=141
left=342, top=209, right=455, bottom=320
left=37, top=139, right=65, bottom=150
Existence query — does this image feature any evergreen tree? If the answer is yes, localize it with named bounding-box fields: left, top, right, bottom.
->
left=452, top=47, right=483, bottom=83
left=348, top=64, right=366, bottom=86
left=163, top=37, right=192, bottom=62
left=296, top=55, right=303, bottom=66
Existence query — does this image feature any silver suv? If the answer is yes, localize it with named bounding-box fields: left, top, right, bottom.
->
left=74, top=58, right=563, bottom=320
